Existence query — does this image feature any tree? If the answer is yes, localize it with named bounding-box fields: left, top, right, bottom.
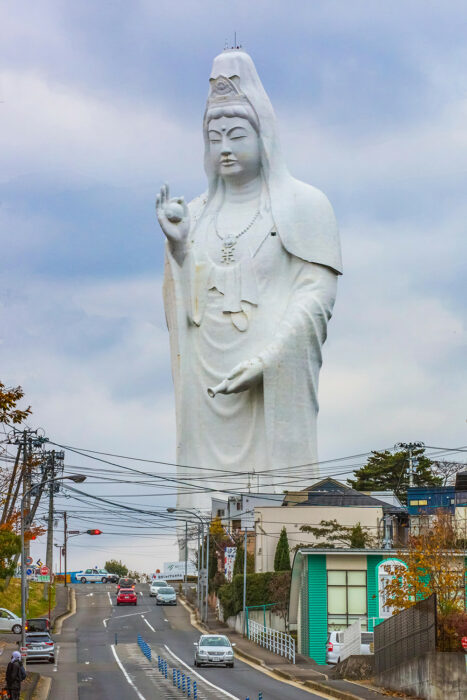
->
left=0, top=381, right=31, bottom=426
left=432, top=460, right=466, bottom=486
left=105, top=559, right=128, bottom=578
left=0, top=526, right=21, bottom=580
left=274, top=527, right=291, bottom=571
left=382, top=511, right=465, bottom=616
left=348, top=448, right=441, bottom=504
left=233, top=543, right=254, bottom=576
left=300, top=519, right=375, bottom=548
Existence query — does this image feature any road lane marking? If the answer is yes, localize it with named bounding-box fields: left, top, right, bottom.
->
left=107, top=591, right=112, bottom=605
left=111, top=644, right=146, bottom=700
left=53, top=643, right=59, bottom=673
left=139, top=591, right=143, bottom=597
left=141, top=616, right=155, bottom=632
left=164, top=644, right=240, bottom=700
left=103, top=617, right=109, bottom=628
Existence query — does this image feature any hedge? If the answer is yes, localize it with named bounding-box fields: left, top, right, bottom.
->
left=218, top=571, right=290, bottom=619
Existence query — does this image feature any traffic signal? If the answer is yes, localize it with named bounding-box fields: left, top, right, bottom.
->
left=86, top=529, right=102, bottom=535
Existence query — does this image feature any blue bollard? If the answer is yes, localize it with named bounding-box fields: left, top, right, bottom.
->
left=173, top=669, right=176, bottom=686
left=182, top=673, right=186, bottom=693
left=187, top=676, right=191, bottom=697
left=158, top=654, right=161, bottom=670
left=177, top=669, right=181, bottom=689
left=259, top=694, right=263, bottom=700
left=193, top=680, right=197, bottom=699
left=164, top=660, right=168, bottom=679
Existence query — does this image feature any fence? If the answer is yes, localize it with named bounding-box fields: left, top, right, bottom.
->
left=248, top=619, right=296, bottom=663
left=374, top=593, right=437, bottom=674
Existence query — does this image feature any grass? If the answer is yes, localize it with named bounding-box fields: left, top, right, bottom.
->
left=0, top=578, right=56, bottom=619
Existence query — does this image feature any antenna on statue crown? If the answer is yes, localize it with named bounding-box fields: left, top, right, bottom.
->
left=223, top=31, right=242, bottom=51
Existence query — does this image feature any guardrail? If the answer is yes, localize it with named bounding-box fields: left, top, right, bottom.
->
left=248, top=619, right=295, bottom=664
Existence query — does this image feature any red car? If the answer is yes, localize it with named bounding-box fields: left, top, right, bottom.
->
left=117, top=588, right=137, bottom=606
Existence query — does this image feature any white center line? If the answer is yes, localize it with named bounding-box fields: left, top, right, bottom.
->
left=164, top=644, right=240, bottom=700
left=141, top=616, right=155, bottom=632
left=111, top=644, right=146, bottom=700
left=107, top=591, right=112, bottom=605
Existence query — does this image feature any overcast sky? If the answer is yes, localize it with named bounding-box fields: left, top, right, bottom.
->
left=1, top=1, right=466, bottom=572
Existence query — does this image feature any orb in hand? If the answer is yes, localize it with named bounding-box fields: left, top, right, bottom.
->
left=165, top=202, right=184, bottom=223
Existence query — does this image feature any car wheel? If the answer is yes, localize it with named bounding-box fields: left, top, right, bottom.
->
left=12, top=624, right=22, bottom=634
left=50, top=657, right=55, bottom=663
left=228, top=663, right=234, bottom=668
left=117, top=602, right=120, bottom=606
left=101, top=577, right=107, bottom=583
left=81, top=577, right=87, bottom=583
left=194, top=660, right=197, bottom=667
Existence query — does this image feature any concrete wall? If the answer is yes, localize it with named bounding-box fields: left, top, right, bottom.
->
left=221, top=608, right=286, bottom=634
left=376, top=651, right=467, bottom=700
left=254, top=506, right=383, bottom=573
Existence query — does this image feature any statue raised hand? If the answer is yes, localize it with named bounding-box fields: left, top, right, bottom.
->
left=156, top=183, right=190, bottom=265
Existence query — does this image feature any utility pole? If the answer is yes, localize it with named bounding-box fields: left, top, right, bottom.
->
left=43, top=451, right=55, bottom=602
left=64, top=512, right=68, bottom=587
left=242, top=527, right=248, bottom=636
left=184, top=520, right=188, bottom=589
left=396, top=442, right=424, bottom=488
left=204, top=523, right=210, bottom=623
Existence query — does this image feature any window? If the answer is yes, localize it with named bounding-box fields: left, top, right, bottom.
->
left=216, top=509, right=225, bottom=517
left=418, top=500, right=427, bottom=506
left=378, top=559, right=408, bottom=619
left=409, top=500, right=419, bottom=505
left=327, top=570, right=367, bottom=630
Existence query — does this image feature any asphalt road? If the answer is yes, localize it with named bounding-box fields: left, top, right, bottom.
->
left=35, top=583, right=327, bottom=700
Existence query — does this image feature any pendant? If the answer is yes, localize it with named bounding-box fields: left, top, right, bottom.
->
left=221, top=240, right=236, bottom=264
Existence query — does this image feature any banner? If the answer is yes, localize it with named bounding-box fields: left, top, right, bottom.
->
left=224, top=547, right=236, bottom=581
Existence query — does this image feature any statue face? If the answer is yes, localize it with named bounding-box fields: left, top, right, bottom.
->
left=207, top=116, right=260, bottom=182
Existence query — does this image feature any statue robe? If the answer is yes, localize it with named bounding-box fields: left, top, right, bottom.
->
left=163, top=180, right=341, bottom=512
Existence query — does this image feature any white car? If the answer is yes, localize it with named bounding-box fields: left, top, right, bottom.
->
left=76, top=568, right=110, bottom=583
left=0, top=608, right=22, bottom=634
left=194, top=634, right=235, bottom=667
left=156, top=586, right=177, bottom=606
left=326, top=630, right=374, bottom=664
left=149, top=580, right=169, bottom=597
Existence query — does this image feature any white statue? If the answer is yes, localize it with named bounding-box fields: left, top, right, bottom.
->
left=157, top=50, right=342, bottom=513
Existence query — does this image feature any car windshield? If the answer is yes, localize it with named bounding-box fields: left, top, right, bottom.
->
left=160, top=587, right=175, bottom=594
left=200, top=636, right=230, bottom=647
left=120, top=589, right=134, bottom=593
left=26, top=634, right=51, bottom=642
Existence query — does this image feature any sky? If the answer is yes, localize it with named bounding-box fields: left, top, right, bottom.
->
left=1, top=0, right=466, bottom=572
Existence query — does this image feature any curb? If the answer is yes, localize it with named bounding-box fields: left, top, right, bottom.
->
left=304, top=680, right=362, bottom=700
left=54, top=587, right=76, bottom=633
left=32, top=675, right=52, bottom=700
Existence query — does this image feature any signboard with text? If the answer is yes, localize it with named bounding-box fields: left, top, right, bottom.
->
left=224, top=547, right=237, bottom=582
left=163, top=561, right=197, bottom=576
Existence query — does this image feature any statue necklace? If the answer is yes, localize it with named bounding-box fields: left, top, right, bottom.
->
left=214, top=208, right=260, bottom=264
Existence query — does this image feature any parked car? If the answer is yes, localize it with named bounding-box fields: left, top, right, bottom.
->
left=155, top=586, right=177, bottom=606
left=76, top=568, right=110, bottom=583
left=117, top=588, right=138, bottom=606
left=24, top=632, right=55, bottom=663
left=117, top=577, right=136, bottom=591
left=149, top=580, right=169, bottom=597
left=25, top=618, right=50, bottom=633
left=194, top=634, right=235, bottom=667
left=326, top=630, right=374, bottom=664
left=0, top=608, right=22, bottom=634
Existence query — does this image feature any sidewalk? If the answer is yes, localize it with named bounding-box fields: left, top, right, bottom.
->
left=184, top=599, right=392, bottom=700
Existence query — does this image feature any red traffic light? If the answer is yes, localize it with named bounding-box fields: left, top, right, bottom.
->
left=86, top=529, right=102, bottom=536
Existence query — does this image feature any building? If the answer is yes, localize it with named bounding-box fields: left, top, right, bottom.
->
left=288, top=549, right=404, bottom=664
left=255, top=479, right=407, bottom=573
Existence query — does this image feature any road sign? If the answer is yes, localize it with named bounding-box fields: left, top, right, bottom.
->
left=68, top=530, right=80, bottom=535
left=37, top=575, right=50, bottom=582
left=20, top=647, right=27, bottom=657
left=36, top=559, right=43, bottom=567
left=40, top=565, right=50, bottom=576
left=26, top=556, right=33, bottom=566
left=461, top=636, right=467, bottom=651
left=26, top=568, right=33, bottom=577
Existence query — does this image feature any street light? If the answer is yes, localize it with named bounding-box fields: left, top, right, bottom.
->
left=167, top=508, right=208, bottom=620
left=20, top=474, right=86, bottom=651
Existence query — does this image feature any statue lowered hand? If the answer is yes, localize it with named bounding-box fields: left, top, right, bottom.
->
left=208, top=358, right=263, bottom=397
left=156, top=183, right=190, bottom=263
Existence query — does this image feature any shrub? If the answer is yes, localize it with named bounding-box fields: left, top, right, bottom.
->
left=217, top=571, right=292, bottom=620
left=438, top=612, right=467, bottom=651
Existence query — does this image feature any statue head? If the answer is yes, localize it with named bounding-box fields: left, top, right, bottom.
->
left=204, top=75, right=261, bottom=184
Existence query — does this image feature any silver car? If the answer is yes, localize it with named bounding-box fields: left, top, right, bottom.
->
left=0, top=608, right=22, bottom=634
left=156, top=586, right=177, bottom=605
left=194, top=634, right=235, bottom=667
left=326, top=630, right=374, bottom=664
left=149, top=580, right=169, bottom=597
left=24, top=632, right=55, bottom=663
